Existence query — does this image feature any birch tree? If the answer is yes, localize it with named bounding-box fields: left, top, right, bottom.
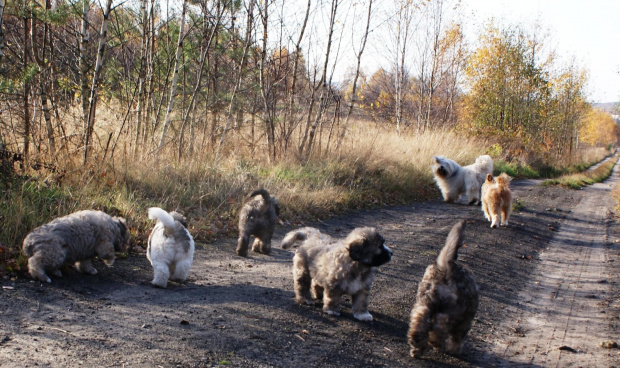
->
left=298, top=0, right=338, bottom=160
left=83, top=0, right=113, bottom=164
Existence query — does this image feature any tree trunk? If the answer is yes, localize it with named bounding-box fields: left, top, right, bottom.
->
left=299, top=0, right=337, bottom=161
left=0, top=0, right=5, bottom=63
left=178, top=1, right=223, bottom=160
left=283, top=0, right=310, bottom=153
left=215, top=0, right=256, bottom=160
left=23, top=15, right=30, bottom=158
left=336, top=0, right=372, bottom=150
left=79, top=0, right=90, bottom=136
left=157, top=0, right=188, bottom=154
left=83, top=0, right=113, bottom=165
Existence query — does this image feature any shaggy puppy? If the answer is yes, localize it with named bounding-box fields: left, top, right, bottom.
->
left=147, top=208, right=195, bottom=288
left=408, top=220, right=479, bottom=358
left=236, top=189, right=280, bottom=257
left=22, top=210, right=129, bottom=283
left=281, top=226, right=392, bottom=321
left=431, top=154, right=493, bottom=205
left=481, top=173, right=513, bottom=228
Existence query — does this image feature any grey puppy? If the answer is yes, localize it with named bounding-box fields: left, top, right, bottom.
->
left=22, top=210, right=130, bottom=283
left=281, top=226, right=392, bottom=321
left=236, top=189, right=280, bottom=257
left=408, top=220, right=479, bottom=358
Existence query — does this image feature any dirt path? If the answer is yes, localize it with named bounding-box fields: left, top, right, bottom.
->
left=1, top=166, right=619, bottom=367
left=487, top=166, right=620, bottom=367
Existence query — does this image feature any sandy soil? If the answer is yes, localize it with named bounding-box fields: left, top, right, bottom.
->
left=1, top=167, right=619, bottom=367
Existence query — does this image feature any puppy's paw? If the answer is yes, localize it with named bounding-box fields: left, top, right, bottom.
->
left=324, top=308, right=340, bottom=316
left=410, top=347, right=426, bottom=359
left=151, top=279, right=168, bottom=288
left=353, top=312, right=373, bottom=322
left=51, top=270, right=63, bottom=277
left=295, top=296, right=315, bottom=306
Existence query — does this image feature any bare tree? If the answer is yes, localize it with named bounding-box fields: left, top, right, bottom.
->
left=157, top=0, right=188, bottom=154
left=0, top=0, right=5, bottom=63
left=282, top=0, right=311, bottom=153
left=298, top=0, right=338, bottom=161
left=215, top=0, right=256, bottom=160
left=82, top=0, right=114, bottom=164
left=390, top=0, right=414, bottom=134
left=30, top=0, right=56, bottom=156
left=336, top=0, right=373, bottom=149
left=177, top=0, right=225, bottom=159
left=79, top=0, right=90, bottom=136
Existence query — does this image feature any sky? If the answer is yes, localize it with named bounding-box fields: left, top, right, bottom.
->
left=462, top=0, right=620, bottom=103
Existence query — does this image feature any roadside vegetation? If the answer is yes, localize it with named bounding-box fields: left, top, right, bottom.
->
left=543, top=153, right=619, bottom=189
left=0, top=1, right=618, bottom=274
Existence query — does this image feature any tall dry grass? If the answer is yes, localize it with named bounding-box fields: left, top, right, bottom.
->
left=1, top=114, right=613, bottom=274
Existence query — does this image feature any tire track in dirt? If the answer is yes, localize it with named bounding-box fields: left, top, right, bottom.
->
left=487, top=162, right=620, bottom=367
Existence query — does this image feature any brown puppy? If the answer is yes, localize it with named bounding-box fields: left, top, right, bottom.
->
left=236, top=189, right=280, bottom=257
left=281, top=226, right=392, bottom=321
left=481, top=172, right=512, bottom=228
left=408, top=220, right=479, bottom=358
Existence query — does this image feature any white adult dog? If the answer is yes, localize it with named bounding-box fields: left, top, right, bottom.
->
left=147, top=207, right=195, bottom=288
left=431, top=155, right=493, bottom=205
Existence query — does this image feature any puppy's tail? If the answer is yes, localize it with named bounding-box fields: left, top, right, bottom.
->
left=281, top=229, right=307, bottom=249
left=436, top=220, right=466, bottom=272
left=148, top=207, right=177, bottom=230
left=249, top=188, right=270, bottom=201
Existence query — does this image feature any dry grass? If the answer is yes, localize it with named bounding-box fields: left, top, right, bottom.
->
left=0, top=112, right=613, bottom=274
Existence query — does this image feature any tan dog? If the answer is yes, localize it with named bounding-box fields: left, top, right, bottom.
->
left=408, top=220, right=479, bottom=358
left=481, top=172, right=512, bottom=228
left=281, top=227, right=392, bottom=321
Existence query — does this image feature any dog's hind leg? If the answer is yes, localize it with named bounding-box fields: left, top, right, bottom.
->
left=75, top=259, right=98, bottom=275
left=236, top=234, right=250, bottom=257
left=252, top=235, right=272, bottom=255
left=311, top=282, right=324, bottom=301
left=408, top=305, right=432, bottom=358
left=171, top=259, right=192, bottom=282
left=292, top=255, right=314, bottom=305
left=481, top=200, right=490, bottom=221
left=151, top=261, right=170, bottom=288
left=322, top=287, right=343, bottom=316
left=352, top=289, right=373, bottom=321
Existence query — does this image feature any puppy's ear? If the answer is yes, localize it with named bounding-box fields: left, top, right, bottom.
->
left=486, top=173, right=493, bottom=182
left=348, top=238, right=366, bottom=262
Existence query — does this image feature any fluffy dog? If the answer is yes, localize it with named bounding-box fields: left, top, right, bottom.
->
left=431, top=154, right=493, bottom=205
left=408, top=220, right=479, bottom=358
left=147, top=207, right=195, bottom=288
left=481, top=173, right=513, bottom=228
left=236, top=188, right=280, bottom=257
left=281, top=226, right=392, bottom=321
left=22, top=210, right=130, bottom=283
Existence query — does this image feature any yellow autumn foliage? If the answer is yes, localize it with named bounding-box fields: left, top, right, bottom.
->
left=580, top=109, right=620, bottom=147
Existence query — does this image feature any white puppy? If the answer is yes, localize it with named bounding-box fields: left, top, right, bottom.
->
left=147, top=208, right=195, bottom=288
left=431, top=155, right=493, bottom=205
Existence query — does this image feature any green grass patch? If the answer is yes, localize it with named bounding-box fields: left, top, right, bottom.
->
left=542, top=154, right=618, bottom=189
